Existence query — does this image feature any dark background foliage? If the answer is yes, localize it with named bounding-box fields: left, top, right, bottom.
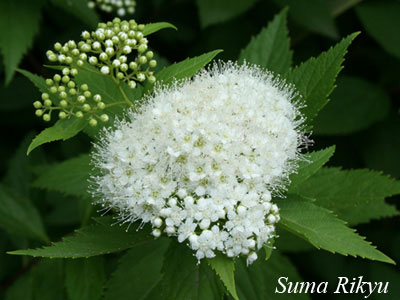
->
left=0, top=0, right=399, bottom=299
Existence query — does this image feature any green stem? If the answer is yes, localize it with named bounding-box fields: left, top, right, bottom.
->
left=113, top=77, right=135, bottom=108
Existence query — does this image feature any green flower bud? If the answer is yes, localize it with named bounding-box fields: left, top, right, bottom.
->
left=77, top=95, right=86, bottom=103
left=100, top=114, right=109, bottom=122
left=71, top=68, right=78, bottom=76
left=71, top=49, right=80, bottom=56
left=82, top=31, right=90, bottom=39
left=68, top=40, right=76, bottom=49
left=44, top=99, right=52, bottom=107
left=65, top=57, right=73, bottom=64
left=67, top=81, right=76, bottom=88
left=138, top=56, right=147, bottom=65
left=50, top=86, right=58, bottom=94
left=148, top=75, right=156, bottom=84
left=120, top=63, right=128, bottom=72
left=77, top=60, right=84, bottom=66
left=59, top=111, right=67, bottom=119
left=149, top=59, right=157, bottom=68
left=83, top=91, right=91, bottom=98
left=97, top=102, right=106, bottom=109
left=83, top=104, right=91, bottom=112
left=43, top=114, right=51, bottom=122
left=138, top=44, right=147, bottom=53
left=137, top=73, right=146, bottom=82
left=113, top=17, right=121, bottom=24
left=93, top=94, right=102, bottom=102
left=129, top=62, right=138, bottom=70
left=54, top=74, right=61, bottom=82
left=35, top=109, right=43, bottom=117
left=76, top=111, right=84, bottom=118
left=117, top=72, right=124, bottom=79
left=46, top=79, right=54, bottom=86
left=81, top=84, right=89, bottom=91
left=58, top=86, right=66, bottom=92
left=69, top=88, right=77, bottom=95
left=60, top=100, right=68, bottom=108
left=33, top=101, right=42, bottom=109
left=54, top=42, right=62, bottom=51
left=89, top=118, right=98, bottom=127
left=146, top=51, right=154, bottom=59
left=41, top=93, right=49, bottom=100
left=62, top=75, right=70, bottom=83
left=62, top=68, right=70, bottom=75
left=138, top=24, right=145, bottom=31
left=59, top=91, right=67, bottom=99
left=128, top=80, right=136, bottom=89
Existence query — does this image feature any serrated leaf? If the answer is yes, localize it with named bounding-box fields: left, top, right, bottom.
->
left=51, top=0, right=99, bottom=29
left=196, top=0, right=258, bottom=28
left=155, top=50, right=223, bottom=86
left=0, top=0, right=45, bottom=84
left=5, top=259, right=65, bottom=300
left=356, top=0, right=400, bottom=59
left=65, top=256, right=105, bottom=300
left=27, top=118, right=87, bottom=155
left=313, top=76, right=391, bottom=135
left=0, top=184, right=48, bottom=242
left=74, top=64, right=144, bottom=137
left=273, top=0, right=338, bottom=38
left=161, top=242, right=223, bottom=300
left=8, top=218, right=152, bottom=258
left=208, top=253, right=238, bottom=300
left=17, top=69, right=48, bottom=93
left=236, top=251, right=310, bottom=300
left=276, top=195, right=395, bottom=264
left=290, top=168, right=400, bottom=225
left=104, top=238, right=170, bottom=300
left=239, top=9, right=292, bottom=75
left=33, top=154, right=91, bottom=198
left=288, top=146, right=335, bottom=191
left=143, top=22, right=177, bottom=36
left=286, top=32, right=359, bottom=124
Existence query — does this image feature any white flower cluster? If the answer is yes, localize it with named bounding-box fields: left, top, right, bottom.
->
left=91, top=62, right=305, bottom=264
left=88, top=0, right=136, bottom=16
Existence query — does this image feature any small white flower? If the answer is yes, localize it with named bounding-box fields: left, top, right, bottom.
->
left=100, top=66, right=110, bottom=74
left=91, top=62, right=306, bottom=264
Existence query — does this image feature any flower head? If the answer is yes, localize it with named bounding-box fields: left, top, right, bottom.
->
left=91, top=62, right=306, bottom=264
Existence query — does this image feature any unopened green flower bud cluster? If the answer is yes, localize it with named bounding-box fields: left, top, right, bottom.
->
left=33, top=70, right=109, bottom=127
left=88, top=0, right=136, bottom=17
left=45, top=18, right=157, bottom=89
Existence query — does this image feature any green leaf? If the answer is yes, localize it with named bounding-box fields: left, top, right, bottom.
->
left=65, top=256, right=105, bottom=300
left=17, top=69, right=48, bottom=93
left=0, top=184, right=48, bottom=242
left=273, top=0, right=338, bottom=38
left=356, top=0, right=400, bottom=59
left=236, top=251, right=310, bottom=300
left=27, top=118, right=87, bottom=155
left=5, top=259, right=65, bottom=300
left=208, top=254, right=238, bottom=300
left=104, top=238, right=170, bottom=300
left=288, top=146, right=335, bottom=191
left=0, top=0, right=45, bottom=84
left=51, top=0, right=99, bottom=29
left=276, top=195, right=395, bottom=264
left=33, top=154, right=91, bottom=198
left=155, top=50, right=223, bottom=86
left=286, top=32, right=359, bottom=124
left=290, top=168, right=400, bottom=225
left=0, top=76, right=40, bottom=111
left=143, top=22, right=177, bottom=36
left=161, top=242, right=223, bottom=300
left=8, top=218, right=151, bottom=258
left=313, top=76, right=391, bottom=135
left=196, top=0, right=258, bottom=28
left=239, top=9, right=292, bottom=75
